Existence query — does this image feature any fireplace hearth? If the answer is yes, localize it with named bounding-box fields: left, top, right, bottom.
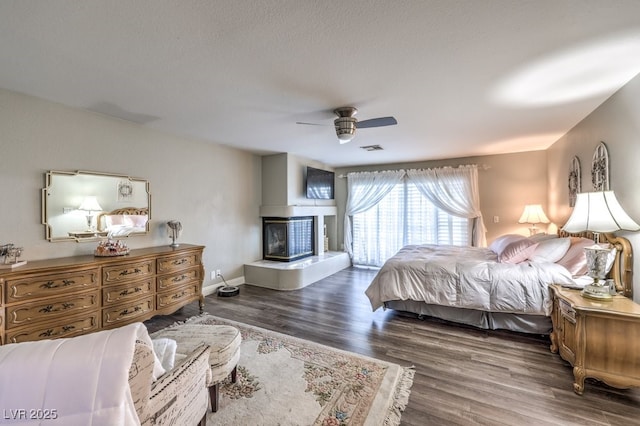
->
left=263, top=216, right=314, bottom=262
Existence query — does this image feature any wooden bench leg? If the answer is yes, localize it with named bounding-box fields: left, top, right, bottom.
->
left=209, top=367, right=238, bottom=412
left=199, top=412, right=207, bottom=426
left=209, top=383, right=219, bottom=412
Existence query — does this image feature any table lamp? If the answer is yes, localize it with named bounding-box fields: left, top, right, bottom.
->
left=78, top=196, right=103, bottom=231
left=562, top=191, right=640, bottom=300
left=518, top=204, right=550, bottom=235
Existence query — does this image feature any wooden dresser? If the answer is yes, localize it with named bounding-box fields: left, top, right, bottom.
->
left=0, top=244, right=204, bottom=345
left=550, top=284, right=640, bottom=394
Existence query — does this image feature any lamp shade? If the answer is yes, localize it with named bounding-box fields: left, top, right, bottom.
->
left=78, top=196, right=103, bottom=212
left=518, top=204, right=550, bottom=224
left=562, top=191, right=640, bottom=233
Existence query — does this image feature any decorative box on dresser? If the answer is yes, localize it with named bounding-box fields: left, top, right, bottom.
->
left=549, top=284, right=640, bottom=395
left=0, top=244, right=204, bottom=344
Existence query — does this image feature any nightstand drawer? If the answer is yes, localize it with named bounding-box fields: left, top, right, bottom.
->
left=559, top=299, right=576, bottom=323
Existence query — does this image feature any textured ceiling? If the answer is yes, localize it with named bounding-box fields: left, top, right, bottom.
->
left=2, top=1, right=640, bottom=167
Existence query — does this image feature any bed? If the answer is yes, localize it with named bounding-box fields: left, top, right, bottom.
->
left=96, top=207, right=149, bottom=236
left=365, top=232, right=633, bottom=334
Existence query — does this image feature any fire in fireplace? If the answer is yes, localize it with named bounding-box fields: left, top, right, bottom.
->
left=263, top=216, right=314, bottom=262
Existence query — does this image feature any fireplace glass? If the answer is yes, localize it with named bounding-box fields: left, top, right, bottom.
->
left=263, top=216, right=314, bottom=262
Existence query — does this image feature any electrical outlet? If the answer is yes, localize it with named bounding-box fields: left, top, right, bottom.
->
left=216, top=269, right=221, bottom=278
left=210, top=270, right=215, bottom=280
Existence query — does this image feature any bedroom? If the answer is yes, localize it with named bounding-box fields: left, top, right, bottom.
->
left=1, top=1, right=640, bottom=424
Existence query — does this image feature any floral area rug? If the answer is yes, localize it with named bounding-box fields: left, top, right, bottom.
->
left=173, top=314, right=414, bottom=426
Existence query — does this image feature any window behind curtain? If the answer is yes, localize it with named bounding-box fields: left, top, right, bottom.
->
left=352, top=180, right=469, bottom=267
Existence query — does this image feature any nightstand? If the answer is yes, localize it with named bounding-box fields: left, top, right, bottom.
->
left=550, top=284, right=640, bottom=394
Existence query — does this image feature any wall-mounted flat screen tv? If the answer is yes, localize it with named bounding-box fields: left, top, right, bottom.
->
left=305, top=166, right=335, bottom=200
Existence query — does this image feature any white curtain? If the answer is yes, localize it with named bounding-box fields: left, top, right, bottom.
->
left=406, top=165, right=487, bottom=247
left=344, top=170, right=405, bottom=258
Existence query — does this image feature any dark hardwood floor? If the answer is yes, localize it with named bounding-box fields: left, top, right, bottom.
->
left=145, top=267, right=640, bottom=425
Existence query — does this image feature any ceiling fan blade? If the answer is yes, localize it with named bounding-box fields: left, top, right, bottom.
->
left=356, top=116, right=397, bottom=128
left=296, top=121, right=327, bottom=126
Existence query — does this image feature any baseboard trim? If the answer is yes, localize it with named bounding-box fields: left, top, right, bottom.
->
left=202, top=276, right=245, bottom=296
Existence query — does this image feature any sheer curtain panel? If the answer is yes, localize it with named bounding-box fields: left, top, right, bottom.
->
left=406, top=165, right=487, bottom=247
left=343, top=170, right=405, bottom=259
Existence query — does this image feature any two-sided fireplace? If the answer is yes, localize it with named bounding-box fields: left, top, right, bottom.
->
left=263, top=216, right=314, bottom=262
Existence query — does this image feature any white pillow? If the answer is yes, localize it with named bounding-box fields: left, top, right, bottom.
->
left=489, top=234, right=527, bottom=256
left=529, top=237, right=571, bottom=263
left=528, top=233, right=558, bottom=243
left=152, top=338, right=177, bottom=373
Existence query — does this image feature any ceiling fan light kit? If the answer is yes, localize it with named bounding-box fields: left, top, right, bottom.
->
left=335, top=117, right=357, bottom=143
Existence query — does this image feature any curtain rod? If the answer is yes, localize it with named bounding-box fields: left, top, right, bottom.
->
left=337, top=163, right=491, bottom=178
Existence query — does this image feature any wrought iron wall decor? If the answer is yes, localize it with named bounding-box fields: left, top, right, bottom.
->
left=591, top=142, right=609, bottom=191
left=568, top=156, right=581, bottom=207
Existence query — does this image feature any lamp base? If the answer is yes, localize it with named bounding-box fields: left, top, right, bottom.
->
left=581, top=284, right=613, bottom=301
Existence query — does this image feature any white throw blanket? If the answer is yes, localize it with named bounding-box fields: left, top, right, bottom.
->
left=0, top=322, right=149, bottom=425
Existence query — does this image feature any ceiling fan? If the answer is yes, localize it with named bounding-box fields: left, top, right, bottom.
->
left=297, top=107, right=397, bottom=144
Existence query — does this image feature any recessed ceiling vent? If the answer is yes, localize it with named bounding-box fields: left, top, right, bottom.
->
left=360, top=144, right=383, bottom=151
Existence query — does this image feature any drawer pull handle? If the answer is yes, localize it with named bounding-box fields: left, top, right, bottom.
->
left=39, top=302, right=75, bottom=313
left=41, top=279, right=75, bottom=289
left=120, top=306, right=143, bottom=316
left=39, top=325, right=75, bottom=338
left=119, top=287, right=142, bottom=296
left=119, top=268, right=142, bottom=276
left=172, top=291, right=186, bottom=300
left=171, top=274, right=188, bottom=283
left=172, top=259, right=187, bottom=265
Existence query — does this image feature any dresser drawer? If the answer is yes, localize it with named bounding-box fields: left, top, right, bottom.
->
left=6, top=290, right=100, bottom=329
left=102, top=295, right=154, bottom=328
left=157, top=252, right=201, bottom=274
left=157, top=282, right=200, bottom=310
left=157, top=268, right=201, bottom=291
left=102, top=278, right=154, bottom=307
left=103, top=260, right=155, bottom=285
left=6, top=313, right=100, bottom=344
left=4, top=268, right=99, bottom=303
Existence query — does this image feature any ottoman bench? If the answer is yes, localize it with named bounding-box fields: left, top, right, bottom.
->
left=152, top=323, right=241, bottom=412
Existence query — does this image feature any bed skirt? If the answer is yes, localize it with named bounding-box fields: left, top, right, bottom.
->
left=384, top=300, right=552, bottom=335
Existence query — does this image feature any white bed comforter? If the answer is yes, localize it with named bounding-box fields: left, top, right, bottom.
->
left=365, top=244, right=576, bottom=316
left=0, top=322, right=148, bottom=425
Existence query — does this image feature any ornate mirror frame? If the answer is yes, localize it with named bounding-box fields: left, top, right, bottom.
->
left=42, top=170, right=151, bottom=242
left=591, top=141, right=610, bottom=191
left=568, top=156, right=581, bottom=207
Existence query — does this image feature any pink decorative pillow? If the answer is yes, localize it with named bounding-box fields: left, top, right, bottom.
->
left=489, top=234, right=527, bottom=256
left=129, top=215, right=148, bottom=228
left=500, top=239, right=539, bottom=264
left=105, top=214, right=127, bottom=227
left=556, top=237, right=593, bottom=275
left=528, top=237, right=571, bottom=263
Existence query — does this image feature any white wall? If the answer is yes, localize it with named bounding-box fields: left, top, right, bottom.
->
left=0, top=88, right=262, bottom=290
left=547, top=73, right=640, bottom=300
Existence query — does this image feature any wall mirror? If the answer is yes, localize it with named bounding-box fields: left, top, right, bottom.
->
left=42, top=170, right=151, bottom=242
